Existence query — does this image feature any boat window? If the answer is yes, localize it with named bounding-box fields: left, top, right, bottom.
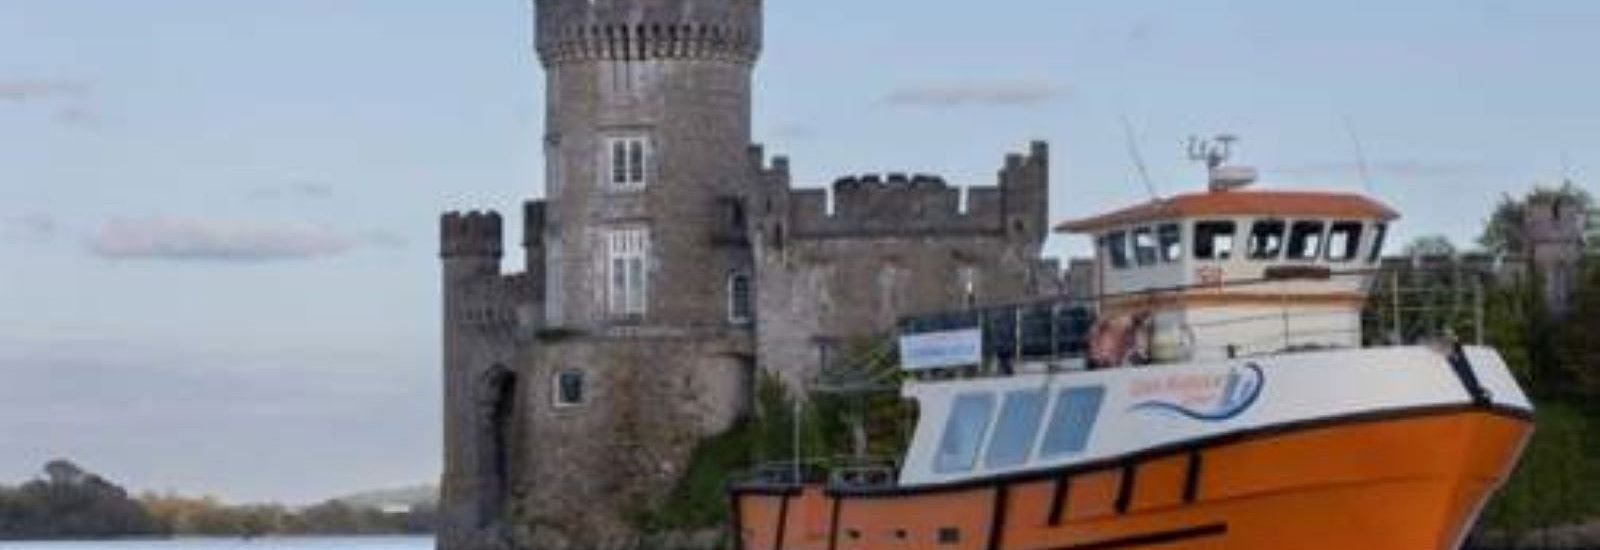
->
left=1132, top=227, right=1158, bottom=266
left=1106, top=231, right=1130, bottom=269
left=935, top=393, right=995, bottom=473
left=1368, top=223, right=1388, bottom=263
left=1193, top=220, right=1236, bottom=260
left=1286, top=220, right=1327, bottom=261
left=1158, top=223, right=1183, bottom=263
left=1325, top=221, right=1363, bottom=262
left=1040, top=386, right=1106, bottom=458
left=1248, top=219, right=1286, bottom=260
left=984, top=389, right=1047, bottom=468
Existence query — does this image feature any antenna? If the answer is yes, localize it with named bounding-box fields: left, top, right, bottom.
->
left=1342, top=115, right=1374, bottom=193
left=1188, top=133, right=1255, bottom=191
left=1119, top=112, right=1159, bottom=201
left=1186, top=134, right=1236, bottom=169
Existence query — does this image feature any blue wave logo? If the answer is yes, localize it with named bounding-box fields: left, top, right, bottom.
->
left=1128, top=363, right=1264, bottom=421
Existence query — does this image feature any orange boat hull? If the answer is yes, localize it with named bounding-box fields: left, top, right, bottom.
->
left=732, top=407, right=1531, bottom=550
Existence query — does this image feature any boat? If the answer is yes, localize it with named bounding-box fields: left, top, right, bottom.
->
left=728, top=140, right=1534, bottom=550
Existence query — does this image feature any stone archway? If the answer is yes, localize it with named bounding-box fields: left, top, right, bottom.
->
left=479, top=365, right=518, bottom=528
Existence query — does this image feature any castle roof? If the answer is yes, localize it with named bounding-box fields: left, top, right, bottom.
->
left=1055, top=189, right=1399, bottom=233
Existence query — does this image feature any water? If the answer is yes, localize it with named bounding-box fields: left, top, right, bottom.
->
left=0, top=536, right=433, bottom=550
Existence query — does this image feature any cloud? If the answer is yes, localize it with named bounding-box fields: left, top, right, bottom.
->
left=880, top=80, right=1069, bottom=108
left=3, top=213, right=57, bottom=242
left=88, top=217, right=352, bottom=261
left=248, top=182, right=334, bottom=201
left=0, top=79, right=88, bottom=103
left=1268, top=160, right=1501, bottom=180
left=53, top=105, right=103, bottom=127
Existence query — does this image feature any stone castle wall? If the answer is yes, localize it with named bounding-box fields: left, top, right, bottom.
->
left=438, top=1, right=1058, bottom=549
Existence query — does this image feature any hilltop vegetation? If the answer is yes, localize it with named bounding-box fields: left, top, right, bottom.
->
left=0, top=460, right=436, bottom=540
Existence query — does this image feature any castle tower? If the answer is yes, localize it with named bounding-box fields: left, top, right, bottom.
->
left=535, top=0, right=762, bottom=329
left=1523, top=195, right=1586, bottom=317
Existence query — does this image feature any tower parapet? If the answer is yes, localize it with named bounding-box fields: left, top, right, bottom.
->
left=535, top=0, right=762, bottom=66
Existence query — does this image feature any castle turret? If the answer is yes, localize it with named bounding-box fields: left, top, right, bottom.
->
left=535, top=0, right=761, bottom=330
left=1523, top=195, right=1586, bottom=317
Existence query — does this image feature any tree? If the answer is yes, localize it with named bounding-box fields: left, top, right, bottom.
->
left=1404, top=234, right=1458, bottom=257
left=1478, top=182, right=1594, bottom=255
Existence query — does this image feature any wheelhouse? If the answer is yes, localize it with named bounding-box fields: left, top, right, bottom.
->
left=1056, top=188, right=1399, bottom=361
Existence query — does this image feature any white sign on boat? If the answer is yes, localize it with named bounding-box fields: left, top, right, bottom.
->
left=899, top=328, right=983, bottom=370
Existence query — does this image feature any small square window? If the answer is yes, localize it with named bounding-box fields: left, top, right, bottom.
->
left=554, top=370, right=585, bottom=407
left=1194, top=220, right=1236, bottom=261
left=1286, top=220, right=1327, bottom=261
left=1248, top=219, right=1286, bottom=260
left=937, top=528, right=960, bottom=544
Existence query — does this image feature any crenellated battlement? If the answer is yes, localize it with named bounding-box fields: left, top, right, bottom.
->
left=440, top=210, right=504, bottom=259
left=1523, top=195, right=1586, bottom=245
left=535, top=0, right=762, bottom=66
left=778, top=142, right=1049, bottom=241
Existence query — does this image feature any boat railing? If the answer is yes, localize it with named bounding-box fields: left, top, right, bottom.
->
left=733, top=456, right=900, bottom=490
left=897, top=264, right=1490, bottom=373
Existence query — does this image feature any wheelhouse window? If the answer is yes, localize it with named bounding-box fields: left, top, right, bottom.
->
left=935, top=393, right=994, bottom=473
left=1368, top=223, right=1388, bottom=263
left=1325, top=221, right=1364, bottom=262
left=984, top=389, right=1047, bottom=469
left=1194, top=220, right=1236, bottom=260
left=604, top=135, right=649, bottom=189
left=1040, top=386, right=1105, bottom=458
left=727, top=272, right=752, bottom=324
left=1248, top=219, right=1287, bottom=260
left=1286, top=220, right=1327, bottom=261
left=554, top=370, right=585, bottom=407
left=1158, top=223, right=1183, bottom=263
left=1106, top=231, right=1130, bottom=269
left=1132, top=227, right=1158, bottom=266
left=606, top=227, right=649, bottom=315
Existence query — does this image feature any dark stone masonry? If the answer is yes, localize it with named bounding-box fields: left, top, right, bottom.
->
left=438, top=1, right=1057, bottom=548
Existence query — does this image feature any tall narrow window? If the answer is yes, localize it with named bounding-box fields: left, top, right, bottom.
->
left=1106, top=231, right=1130, bottom=269
left=607, top=228, right=649, bottom=315
left=728, top=272, right=752, bottom=324
left=1158, top=223, right=1183, bottom=263
left=605, top=136, right=649, bottom=189
left=1368, top=223, right=1389, bottom=263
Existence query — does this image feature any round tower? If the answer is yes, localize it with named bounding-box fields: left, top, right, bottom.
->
left=534, top=0, right=762, bottom=329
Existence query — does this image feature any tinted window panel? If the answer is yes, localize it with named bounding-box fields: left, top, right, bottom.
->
left=935, top=393, right=995, bottom=473
left=984, top=389, right=1047, bottom=468
left=1326, top=221, right=1363, bottom=262
left=1286, top=220, right=1327, bottom=260
left=1368, top=223, right=1388, bottom=262
left=1158, top=223, right=1183, bottom=262
left=1040, top=386, right=1106, bottom=457
left=1107, top=231, right=1130, bottom=269
left=1248, top=219, right=1286, bottom=260
left=1194, top=221, right=1236, bottom=260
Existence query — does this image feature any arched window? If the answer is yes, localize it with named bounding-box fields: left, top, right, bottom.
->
left=554, top=370, right=584, bottom=407
left=728, top=272, right=753, bottom=324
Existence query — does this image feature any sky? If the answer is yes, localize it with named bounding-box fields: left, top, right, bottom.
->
left=2, top=0, right=1599, bottom=504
